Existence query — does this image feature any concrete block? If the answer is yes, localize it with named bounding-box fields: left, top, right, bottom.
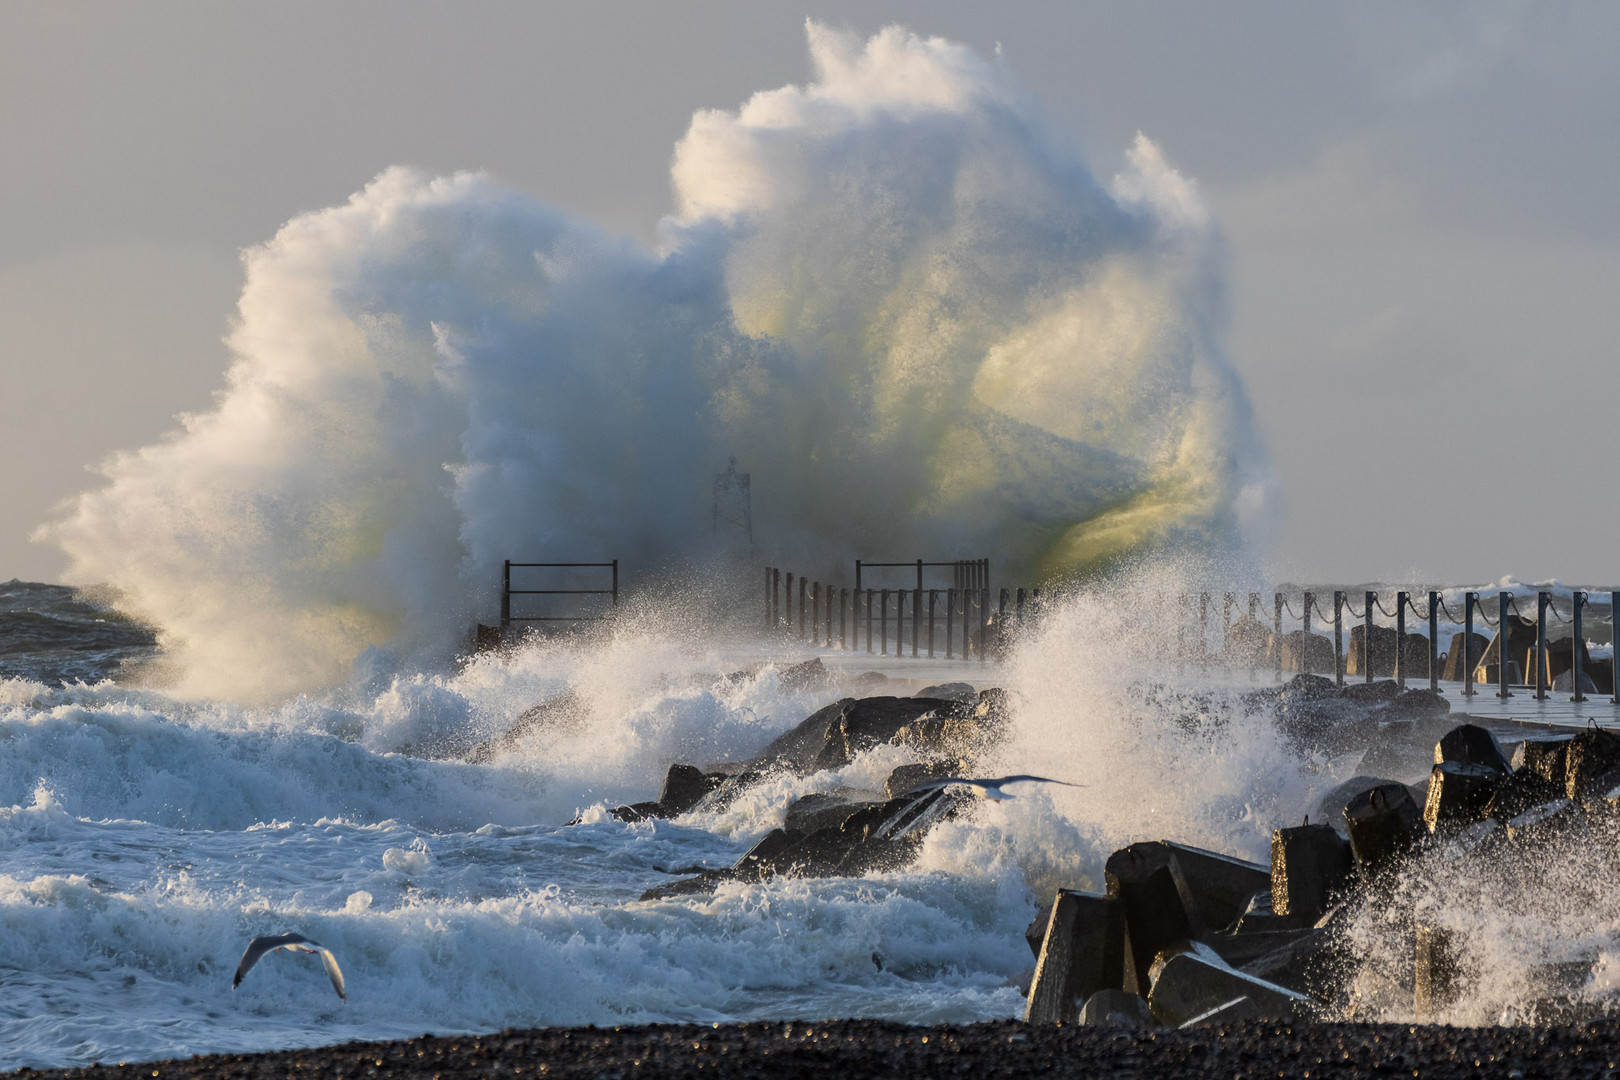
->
left=1475, top=616, right=1538, bottom=684
left=1346, top=624, right=1399, bottom=678
left=1107, top=840, right=1270, bottom=934
left=1433, top=723, right=1511, bottom=774
left=1341, top=782, right=1421, bottom=873
left=1422, top=762, right=1501, bottom=833
left=1484, top=767, right=1563, bottom=823
left=1512, top=736, right=1574, bottom=786
left=1236, top=927, right=1329, bottom=999
left=1025, top=900, right=1054, bottom=960
left=1023, top=889, right=1126, bottom=1024
left=1278, top=631, right=1334, bottom=674
left=1506, top=798, right=1582, bottom=844
left=1564, top=726, right=1620, bottom=801
left=1440, top=632, right=1490, bottom=682
left=1414, top=924, right=1463, bottom=1021
left=1077, top=988, right=1155, bottom=1029
left=1146, top=949, right=1311, bottom=1026
left=1105, top=849, right=1203, bottom=993
left=1180, top=995, right=1260, bottom=1028
left=1270, top=823, right=1352, bottom=921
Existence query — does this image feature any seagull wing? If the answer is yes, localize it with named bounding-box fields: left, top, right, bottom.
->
left=233, top=933, right=341, bottom=1000
left=233, top=933, right=308, bottom=988
left=315, top=946, right=347, bottom=1002
left=991, top=774, right=1084, bottom=789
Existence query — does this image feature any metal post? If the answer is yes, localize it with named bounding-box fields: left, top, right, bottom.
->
left=1364, top=591, right=1375, bottom=684
left=850, top=587, right=858, bottom=651
left=1572, top=591, right=1587, bottom=703
left=979, top=588, right=990, bottom=662
left=773, top=568, right=781, bottom=630
left=855, top=560, right=863, bottom=595
left=963, top=585, right=974, bottom=660
left=1498, top=591, right=1513, bottom=698
left=912, top=588, right=921, bottom=658
left=501, top=559, right=512, bottom=630
left=1395, top=591, right=1408, bottom=689
left=1016, top=587, right=1026, bottom=622
left=1464, top=591, right=1477, bottom=697
left=1249, top=592, right=1260, bottom=622
left=1302, top=592, right=1314, bottom=674
left=916, top=558, right=924, bottom=595
left=866, top=589, right=875, bottom=654
left=880, top=589, right=889, bottom=656
left=1333, top=591, right=1345, bottom=686
left=812, top=583, right=819, bottom=646
left=928, top=589, right=937, bottom=658
left=1273, top=593, right=1283, bottom=682
left=1428, top=590, right=1440, bottom=693
left=1612, top=590, right=1619, bottom=704
left=785, top=573, right=794, bottom=633
left=946, top=589, right=956, bottom=659
left=798, top=577, right=806, bottom=638
left=1535, top=591, right=1549, bottom=701
left=1223, top=592, right=1235, bottom=656
left=840, top=588, right=848, bottom=650
left=611, top=560, right=619, bottom=608
left=765, top=567, right=773, bottom=630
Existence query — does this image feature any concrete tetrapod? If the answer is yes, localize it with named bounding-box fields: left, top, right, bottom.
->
left=1422, top=762, right=1501, bottom=834
left=1146, top=948, right=1312, bottom=1027
left=1105, top=850, right=1203, bottom=994
left=1179, top=995, right=1261, bottom=1029
left=1341, top=782, right=1422, bottom=873
left=1076, top=989, right=1155, bottom=1029
left=1433, top=723, right=1511, bottom=775
left=1270, top=822, right=1352, bottom=921
left=1023, top=890, right=1125, bottom=1024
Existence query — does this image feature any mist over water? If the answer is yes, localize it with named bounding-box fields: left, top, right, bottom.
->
left=41, top=24, right=1271, bottom=701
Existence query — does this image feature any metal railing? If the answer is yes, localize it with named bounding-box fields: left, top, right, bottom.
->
left=1201, top=586, right=1618, bottom=704
left=763, top=559, right=1039, bottom=662
left=501, top=560, right=619, bottom=630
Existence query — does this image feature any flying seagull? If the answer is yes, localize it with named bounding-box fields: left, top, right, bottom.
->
left=898, top=774, right=1084, bottom=802
left=233, top=933, right=347, bottom=1002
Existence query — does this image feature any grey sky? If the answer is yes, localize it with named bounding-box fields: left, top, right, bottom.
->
left=4, top=1, right=1617, bottom=585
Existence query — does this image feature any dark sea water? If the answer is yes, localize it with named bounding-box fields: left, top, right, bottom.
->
left=0, top=579, right=157, bottom=685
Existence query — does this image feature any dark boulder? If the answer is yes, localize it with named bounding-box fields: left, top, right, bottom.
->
left=1106, top=841, right=1269, bottom=935
left=782, top=789, right=885, bottom=835
left=658, top=764, right=726, bottom=816
left=775, top=656, right=833, bottom=694
left=1341, top=679, right=1403, bottom=706
left=1378, top=688, right=1450, bottom=721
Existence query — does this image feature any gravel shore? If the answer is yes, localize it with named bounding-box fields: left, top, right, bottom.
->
left=13, top=1018, right=1620, bottom=1080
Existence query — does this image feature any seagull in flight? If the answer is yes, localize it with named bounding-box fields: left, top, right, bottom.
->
left=233, top=933, right=347, bottom=1002
left=899, top=774, right=1084, bottom=802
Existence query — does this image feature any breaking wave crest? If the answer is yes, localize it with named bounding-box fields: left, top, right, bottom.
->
left=41, top=24, right=1271, bottom=700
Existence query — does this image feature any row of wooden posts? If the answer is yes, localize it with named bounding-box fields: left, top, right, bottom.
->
left=1197, top=588, right=1620, bottom=705
left=762, top=565, right=1042, bottom=662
